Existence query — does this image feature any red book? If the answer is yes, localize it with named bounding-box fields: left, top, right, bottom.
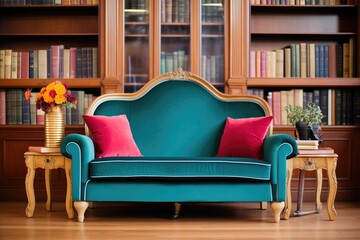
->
left=70, top=47, right=77, bottom=79
left=17, top=52, right=22, bottom=79
left=21, top=52, right=29, bottom=79
left=260, top=51, right=266, bottom=78
left=37, top=109, right=45, bottom=125
left=51, top=45, right=60, bottom=79
left=328, top=43, right=336, bottom=78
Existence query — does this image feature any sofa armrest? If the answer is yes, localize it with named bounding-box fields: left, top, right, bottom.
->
left=263, top=134, right=298, bottom=201
left=61, top=133, right=95, bottom=200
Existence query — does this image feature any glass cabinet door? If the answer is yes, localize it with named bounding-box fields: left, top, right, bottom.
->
left=160, top=0, right=191, bottom=74
left=124, top=0, right=150, bottom=93
left=201, top=0, right=225, bottom=90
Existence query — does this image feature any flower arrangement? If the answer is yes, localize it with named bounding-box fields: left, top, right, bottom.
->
left=25, top=80, right=78, bottom=113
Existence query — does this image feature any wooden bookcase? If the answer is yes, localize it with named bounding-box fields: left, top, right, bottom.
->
left=0, top=2, right=103, bottom=201
left=0, top=0, right=359, bottom=201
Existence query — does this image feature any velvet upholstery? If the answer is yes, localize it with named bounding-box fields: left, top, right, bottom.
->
left=61, top=72, right=298, bottom=222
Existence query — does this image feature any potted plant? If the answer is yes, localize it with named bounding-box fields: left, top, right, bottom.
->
left=285, top=102, right=323, bottom=141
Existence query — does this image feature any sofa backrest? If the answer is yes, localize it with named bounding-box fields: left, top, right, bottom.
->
left=86, top=70, right=272, bottom=157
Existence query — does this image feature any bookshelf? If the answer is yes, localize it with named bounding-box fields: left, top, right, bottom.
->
left=123, top=0, right=228, bottom=93
left=248, top=2, right=360, bottom=124
left=0, top=0, right=359, bottom=202
left=0, top=1, right=103, bottom=201
left=247, top=1, right=360, bottom=201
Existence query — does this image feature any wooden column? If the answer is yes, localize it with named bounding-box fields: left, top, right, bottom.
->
left=101, top=0, right=123, bottom=93
left=227, top=0, right=249, bottom=94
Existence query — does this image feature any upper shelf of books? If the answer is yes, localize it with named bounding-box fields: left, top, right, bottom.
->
left=251, top=4, right=357, bottom=35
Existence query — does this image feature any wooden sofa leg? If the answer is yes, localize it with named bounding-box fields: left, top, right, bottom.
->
left=74, top=201, right=89, bottom=223
left=260, top=202, right=267, bottom=210
left=173, top=202, right=181, bottom=219
left=271, top=201, right=285, bottom=223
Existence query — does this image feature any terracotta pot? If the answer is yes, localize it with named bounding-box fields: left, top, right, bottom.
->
left=45, top=106, right=65, bottom=147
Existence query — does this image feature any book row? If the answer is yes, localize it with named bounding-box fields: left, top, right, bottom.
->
left=202, top=0, right=224, bottom=23
left=251, top=0, right=356, bottom=5
left=250, top=39, right=356, bottom=78
left=248, top=88, right=360, bottom=126
left=0, top=0, right=98, bottom=5
left=160, top=51, right=190, bottom=74
left=201, top=55, right=224, bottom=83
left=0, top=46, right=98, bottom=80
left=125, top=0, right=148, bottom=22
left=0, top=89, right=97, bottom=125
left=161, top=0, right=190, bottom=23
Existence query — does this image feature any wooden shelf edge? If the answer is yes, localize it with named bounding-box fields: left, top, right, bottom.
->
left=0, top=5, right=98, bottom=8
left=247, top=77, right=360, bottom=87
left=273, top=125, right=360, bottom=131
left=251, top=4, right=357, bottom=8
left=251, top=32, right=357, bottom=36
left=0, top=33, right=99, bottom=36
left=0, top=78, right=102, bottom=88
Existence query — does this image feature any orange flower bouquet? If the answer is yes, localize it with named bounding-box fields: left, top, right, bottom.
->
left=25, top=80, right=78, bottom=113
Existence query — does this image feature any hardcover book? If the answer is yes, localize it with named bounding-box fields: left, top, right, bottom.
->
left=28, top=146, right=60, bottom=153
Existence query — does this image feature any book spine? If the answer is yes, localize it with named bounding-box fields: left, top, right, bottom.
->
left=0, top=50, right=5, bottom=79
left=51, top=45, right=60, bottom=79
left=21, top=52, right=29, bottom=79
left=0, top=89, right=5, bottom=125
left=22, top=90, right=30, bottom=125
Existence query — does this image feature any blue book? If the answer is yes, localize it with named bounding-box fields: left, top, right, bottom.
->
left=47, top=47, right=52, bottom=79
left=29, top=50, right=34, bottom=78
left=22, top=90, right=30, bottom=125
left=315, top=45, right=320, bottom=78
left=323, top=44, right=329, bottom=78
left=319, top=44, right=324, bottom=77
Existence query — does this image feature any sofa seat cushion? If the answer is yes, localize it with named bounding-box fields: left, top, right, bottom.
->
left=89, top=157, right=271, bottom=180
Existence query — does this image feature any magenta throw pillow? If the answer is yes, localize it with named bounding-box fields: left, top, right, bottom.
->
left=216, top=116, right=273, bottom=160
left=83, top=114, right=142, bottom=158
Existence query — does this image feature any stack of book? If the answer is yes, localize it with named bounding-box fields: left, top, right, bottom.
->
left=28, top=146, right=60, bottom=153
left=296, top=140, right=319, bottom=150
left=298, top=147, right=335, bottom=155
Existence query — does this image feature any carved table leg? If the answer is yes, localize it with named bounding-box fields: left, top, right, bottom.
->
left=283, top=159, right=293, bottom=220
left=316, top=168, right=323, bottom=211
left=326, top=157, right=338, bottom=221
left=64, top=158, right=74, bottom=219
left=25, top=156, right=36, bottom=217
left=45, top=169, right=52, bottom=212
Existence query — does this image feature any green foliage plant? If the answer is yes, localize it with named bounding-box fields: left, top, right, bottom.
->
left=285, top=102, right=323, bottom=127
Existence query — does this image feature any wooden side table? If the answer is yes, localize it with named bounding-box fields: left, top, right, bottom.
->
left=24, top=151, right=74, bottom=219
left=282, top=151, right=338, bottom=221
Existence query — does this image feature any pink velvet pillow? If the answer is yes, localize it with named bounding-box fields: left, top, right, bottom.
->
left=83, top=114, right=142, bottom=158
left=216, top=116, right=273, bottom=160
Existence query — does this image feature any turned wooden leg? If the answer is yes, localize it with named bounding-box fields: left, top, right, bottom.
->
left=271, top=201, right=285, bottom=223
left=74, top=201, right=89, bottom=222
left=174, top=202, right=181, bottom=219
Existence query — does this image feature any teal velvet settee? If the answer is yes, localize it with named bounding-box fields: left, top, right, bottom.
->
left=61, top=70, right=297, bottom=223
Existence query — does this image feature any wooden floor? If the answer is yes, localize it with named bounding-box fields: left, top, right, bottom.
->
left=0, top=201, right=359, bottom=240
